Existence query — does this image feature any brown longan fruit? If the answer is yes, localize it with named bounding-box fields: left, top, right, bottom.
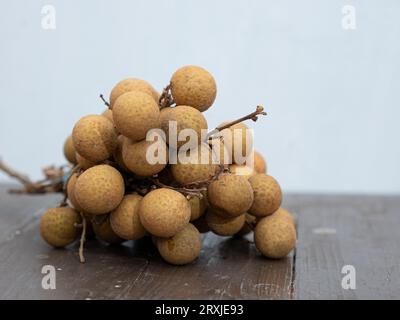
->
left=109, top=78, right=159, bottom=107
left=122, top=138, right=168, bottom=177
left=254, top=215, right=296, bottom=259
left=110, top=194, right=146, bottom=240
left=207, top=174, right=254, bottom=217
left=157, top=223, right=202, bottom=265
left=205, top=209, right=245, bottom=236
left=92, top=214, right=124, bottom=244
left=63, top=135, right=77, bottom=164
left=40, top=207, right=81, bottom=248
left=139, top=188, right=190, bottom=238
left=189, top=196, right=207, bottom=221
left=72, top=115, right=118, bottom=163
left=229, top=164, right=256, bottom=179
left=209, top=138, right=231, bottom=167
left=75, top=152, right=97, bottom=170
left=66, top=172, right=83, bottom=212
left=160, top=105, right=208, bottom=148
left=248, top=174, right=282, bottom=217
left=219, top=122, right=253, bottom=164
left=74, top=164, right=125, bottom=215
left=112, top=91, right=160, bottom=142
left=254, top=151, right=267, bottom=174
left=171, top=143, right=218, bottom=185
left=273, top=207, right=295, bottom=226
left=170, top=66, right=217, bottom=112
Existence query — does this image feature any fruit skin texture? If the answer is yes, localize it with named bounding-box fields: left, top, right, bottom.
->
left=229, top=164, right=256, bottom=179
left=219, top=122, right=253, bottom=164
left=102, top=109, right=114, bottom=123
left=40, top=207, right=81, bottom=248
left=109, top=78, right=159, bottom=107
left=75, top=153, right=97, bottom=170
left=273, top=207, right=295, bottom=226
left=206, top=209, right=245, bottom=236
left=248, top=174, right=282, bottom=217
left=110, top=194, right=146, bottom=240
left=254, top=214, right=296, bottom=259
left=160, top=105, right=208, bottom=148
left=92, top=214, right=124, bottom=244
left=189, top=196, right=207, bottom=221
left=207, top=174, right=254, bottom=217
left=112, top=91, right=160, bottom=142
left=66, top=173, right=84, bottom=212
left=63, top=136, right=77, bottom=164
left=254, top=151, right=267, bottom=174
left=171, top=144, right=218, bottom=186
left=139, top=188, right=190, bottom=238
left=113, top=135, right=130, bottom=172
left=157, top=223, right=202, bottom=265
left=72, top=115, right=118, bottom=162
left=74, top=165, right=125, bottom=215
left=122, top=138, right=168, bottom=177
left=170, top=65, right=217, bottom=112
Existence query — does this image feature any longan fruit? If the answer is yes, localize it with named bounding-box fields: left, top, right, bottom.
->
left=110, top=194, right=146, bottom=240
left=205, top=209, right=245, bottom=236
left=113, top=135, right=130, bottom=172
left=139, top=188, right=190, bottom=238
left=254, top=215, right=296, bottom=259
left=207, top=174, right=254, bottom=217
left=248, top=174, right=282, bottom=217
left=209, top=138, right=231, bottom=167
left=75, top=152, right=97, bottom=170
left=72, top=115, right=118, bottom=162
left=74, top=164, right=125, bottom=215
left=254, top=151, right=267, bottom=174
left=236, top=213, right=256, bottom=237
left=160, top=105, right=208, bottom=148
left=109, top=78, right=159, bottom=107
left=66, top=172, right=83, bottom=212
left=63, top=135, right=77, bottom=164
left=273, top=207, right=295, bottom=226
left=92, top=214, right=124, bottom=244
left=219, top=122, right=253, bottom=164
left=40, top=207, right=81, bottom=248
left=171, top=143, right=218, bottom=185
left=229, top=164, right=256, bottom=179
left=112, top=91, right=160, bottom=141
left=157, top=223, right=201, bottom=265
left=189, top=196, right=207, bottom=221
left=122, top=138, right=168, bottom=177
left=170, top=66, right=217, bottom=112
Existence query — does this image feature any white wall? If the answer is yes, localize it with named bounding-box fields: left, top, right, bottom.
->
left=1, top=0, right=399, bottom=194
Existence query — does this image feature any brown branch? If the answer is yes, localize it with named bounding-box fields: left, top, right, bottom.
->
left=0, top=158, right=34, bottom=186
left=79, top=213, right=87, bottom=263
left=99, top=94, right=111, bottom=108
left=206, top=105, right=267, bottom=140
left=159, top=84, right=175, bottom=109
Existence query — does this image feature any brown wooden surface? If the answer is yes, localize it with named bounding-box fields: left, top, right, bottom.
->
left=0, top=184, right=399, bottom=300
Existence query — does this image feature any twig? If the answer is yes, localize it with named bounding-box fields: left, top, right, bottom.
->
left=206, top=105, right=267, bottom=140
left=0, top=158, right=34, bottom=186
left=159, top=84, right=175, bottom=109
left=79, top=213, right=87, bottom=263
left=99, top=94, right=111, bottom=108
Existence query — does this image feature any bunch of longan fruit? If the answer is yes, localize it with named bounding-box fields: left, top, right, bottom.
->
left=41, top=65, right=296, bottom=266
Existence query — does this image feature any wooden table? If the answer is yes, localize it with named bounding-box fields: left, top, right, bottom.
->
left=0, top=184, right=399, bottom=300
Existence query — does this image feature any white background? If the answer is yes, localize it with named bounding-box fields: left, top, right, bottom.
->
left=0, top=0, right=399, bottom=194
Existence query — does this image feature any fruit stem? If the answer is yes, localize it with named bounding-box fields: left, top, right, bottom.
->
left=206, top=105, right=267, bottom=140
left=158, top=84, right=175, bottom=109
left=79, top=213, right=87, bottom=263
left=99, top=94, right=111, bottom=109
